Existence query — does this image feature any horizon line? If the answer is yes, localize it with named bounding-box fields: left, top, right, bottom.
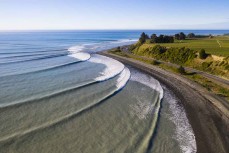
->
left=0, top=28, right=229, bottom=32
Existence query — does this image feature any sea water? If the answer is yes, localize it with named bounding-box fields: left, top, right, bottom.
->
left=1, top=30, right=227, bottom=153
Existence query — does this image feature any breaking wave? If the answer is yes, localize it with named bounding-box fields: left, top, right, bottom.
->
left=0, top=32, right=196, bottom=153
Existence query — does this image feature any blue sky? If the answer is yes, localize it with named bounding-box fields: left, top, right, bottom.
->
left=0, top=0, right=229, bottom=30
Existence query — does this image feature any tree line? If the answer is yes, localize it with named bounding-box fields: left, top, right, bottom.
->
left=139, top=32, right=174, bottom=44
left=139, top=32, right=201, bottom=44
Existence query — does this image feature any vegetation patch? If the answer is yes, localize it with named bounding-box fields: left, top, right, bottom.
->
left=176, top=66, right=186, bottom=74
left=187, top=74, right=229, bottom=100
left=108, top=47, right=130, bottom=58
left=151, top=60, right=160, bottom=65
left=131, top=32, right=229, bottom=79
left=132, top=33, right=229, bottom=56
left=199, top=49, right=208, bottom=59
left=107, top=50, right=229, bottom=100
left=133, top=45, right=196, bottom=65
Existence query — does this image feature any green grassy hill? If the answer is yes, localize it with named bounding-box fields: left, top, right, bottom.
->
left=141, top=36, right=229, bottom=56
left=130, top=35, right=229, bottom=79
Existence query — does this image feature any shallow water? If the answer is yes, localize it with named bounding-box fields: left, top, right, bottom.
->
left=0, top=30, right=200, bottom=153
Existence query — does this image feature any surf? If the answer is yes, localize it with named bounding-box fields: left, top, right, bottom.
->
left=0, top=68, right=131, bottom=144
left=0, top=31, right=198, bottom=153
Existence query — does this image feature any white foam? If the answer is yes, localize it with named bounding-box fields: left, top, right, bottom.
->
left=89, top=54, right=125, bottom=81
left=68, top=39, right=137, bottom=54
left=110, top=39, right=138, bottom=44
left=130, top=69, right=163, bottom=120
left=67, top=46, right=90, bottom=61
left=68, top=45, right=85, bottom=53
left=130, top=98, right=157, bottom=120
left=115, top=67, right=131, bottom=89
left=68, top=52, right=90, bottom=61
left=68, top=47, right=127, bottom=85
left=130, top=70, right=164, bottom=99
left=163, top=86, right=197, bottom=153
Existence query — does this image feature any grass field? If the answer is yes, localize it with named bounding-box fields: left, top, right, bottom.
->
left=142, top=36, right=229, bottom=56
left=108, top=50, right=229, bottom=100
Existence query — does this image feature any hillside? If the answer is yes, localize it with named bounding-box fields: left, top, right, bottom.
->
left=137, top=36, right=229, bottom=57
left=131, top=35, right=229, bottom=79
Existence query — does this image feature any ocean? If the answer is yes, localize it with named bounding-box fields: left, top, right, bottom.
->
left=0, top=30, right=228, bottom=153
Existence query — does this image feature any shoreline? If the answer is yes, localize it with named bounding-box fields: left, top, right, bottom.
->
left=99, top=51, right=229, bottom=153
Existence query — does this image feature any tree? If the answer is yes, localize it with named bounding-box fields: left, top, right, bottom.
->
left=150, top=34, right=174, bottom=43
left=150, top=34, right=157, bottom=43
left=151, top=34, right=157, bottom=39
left=163, top=36, right=174, bottom=43
left=175, top=32, right=186, bottom=40
left=179, top=32, right=186, bottom=40
left=175, top=34, right=180, bottom=40
left=158, top=35, right=164, bottom=43
left=169, top=36, right=174, bottom=43
left=187, top=33, right=195, bottom=38
left=199, top=49, right=208, bottom=59
left=139, top=32, right=147, bottom=44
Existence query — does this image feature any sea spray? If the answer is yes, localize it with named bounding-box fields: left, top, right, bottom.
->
left=67, top=39, right=137, bottom=53
left=67, top=45, right=91, bottom=60
left=130, top=69, right=164, bottom=152
left=163, top=86, right=197, bottom=153
left=90, top=55, right=125, bottom=81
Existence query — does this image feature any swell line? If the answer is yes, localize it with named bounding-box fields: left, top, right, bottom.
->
left=0, top=57, right=90, bottom=78
left=0, top=53, right=68, bottom=65
left=0, top=68, right=131, bottom=144
left=0, top=80, right=96, bottom=109
left=0, top=52, right=66, bottom=59
left=0, top=67, right=125, bottom=109
left=0, top=48, right=67, bottom=54
left=136, top=95, right=162, bottom=153
left=145, top=96, right=162, bottom=152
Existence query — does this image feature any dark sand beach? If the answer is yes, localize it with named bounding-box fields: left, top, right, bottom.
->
left=100, top=52, right=229, bottom=153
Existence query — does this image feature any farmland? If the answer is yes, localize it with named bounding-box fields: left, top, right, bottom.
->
left=141, top=36, right=229, bottom=56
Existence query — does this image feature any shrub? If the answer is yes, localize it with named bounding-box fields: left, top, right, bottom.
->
left=219, top=61, right=225, bottom=66
left=150, top=45, right=166, bottom=54
left=223, top=56, right=229, bottom=60
left=202, top=62, right=212, bottom=69
left=151, top=60, right=160, bottom=65
left=134, top=45, right=195, bottom=65
left=129, top=44, right=136, bottom=51
left=163, top=47, right=195, bottom=65
left=199, top=49, right=208, bottom=59
left=224, top=64, right=229, bottom=70
left=177, top=66, right=186, bottom=74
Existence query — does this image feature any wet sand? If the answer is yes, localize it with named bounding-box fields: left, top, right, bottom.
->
left=100, top=52, right=229, bottom=153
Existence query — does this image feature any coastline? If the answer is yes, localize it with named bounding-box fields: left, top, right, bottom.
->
left=99, top=51, right=229, bottom=153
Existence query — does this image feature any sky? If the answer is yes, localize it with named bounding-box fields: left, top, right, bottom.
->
left=0, top=0, right=229, bottom=30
